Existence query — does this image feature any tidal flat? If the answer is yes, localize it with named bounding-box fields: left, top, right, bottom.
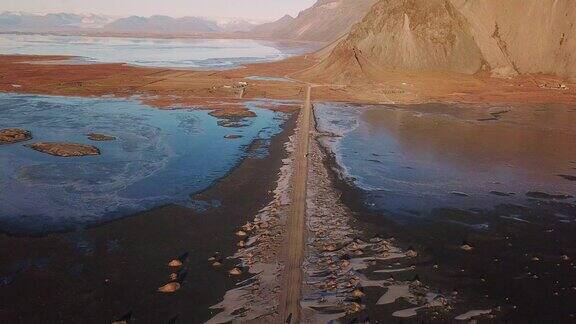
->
left=0, top=93, right=290, bottom=235
left=314, top=102, right=576, bottom=323
left=0, top=92, right=297, bottom=322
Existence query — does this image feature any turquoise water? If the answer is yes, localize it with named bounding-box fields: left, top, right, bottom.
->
left=315, top=103, right=576, bottom=222
left=0, top=93, right=288, bottom=234
left=245, top=76, right=294, bottom=82
left=0, top=34, right=317, bottom=68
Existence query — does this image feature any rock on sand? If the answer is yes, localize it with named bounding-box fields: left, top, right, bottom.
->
left=157, top=282, right=181, bottom=293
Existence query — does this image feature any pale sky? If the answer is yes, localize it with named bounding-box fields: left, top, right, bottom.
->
left=1, top=0, right=317, bottom=20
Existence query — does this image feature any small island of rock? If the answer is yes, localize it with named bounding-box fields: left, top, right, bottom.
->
left=87, top=133, right=116, bottom=141
left=0, top=128, right=32, bottom=144
left=27, top=142, right=101, bottom=157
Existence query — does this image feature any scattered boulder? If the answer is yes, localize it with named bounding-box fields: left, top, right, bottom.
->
left=461, top=244, right=474, bottom=251
left=157, top=282, right=181, bottom=293
left=0, top=128, right=32, bottom=144
left=26, top=142, right=100, bottom=157
left=352, top=288, right=365, bottom=298
left=224, top=134, right=243, bottom=139
left=346, top=302, right=364, bottom=314
left=87, top=133, right=116, bottom=141
left=406, top=248, right=418, bottom=258
left=168, top=260, right=183, bottom=267
left=212, top=261, right=222, bottom=267
left=235, top=230, right=247, bottom=237
left=229, top=267, right=242, bottom=276
left=322, top=243, right=338, bottom=252
left=217, top=120, right=248, bottom=128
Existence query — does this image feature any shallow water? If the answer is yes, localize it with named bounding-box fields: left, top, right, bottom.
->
left=0, top=34, right=316, bottom=68
left=315, top=102, right=576, bottom=222
left=0, top=93, right=288, bottom=234
left=245, top=76, right=294, bottom=82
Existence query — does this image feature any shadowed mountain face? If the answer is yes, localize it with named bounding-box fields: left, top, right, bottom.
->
left=303, top=0, right=576, bottom=82
left=251, top=0, right=379, bottom=42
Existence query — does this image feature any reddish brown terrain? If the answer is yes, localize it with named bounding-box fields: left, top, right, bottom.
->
left=1, top=53, right=574, bottom=113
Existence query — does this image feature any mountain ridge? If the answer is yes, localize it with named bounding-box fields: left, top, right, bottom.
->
left=301, top=0, right=576, bottom=81
left=0, top=12, right=260, bottom=35
left=251, top=0, right=379, bottom=42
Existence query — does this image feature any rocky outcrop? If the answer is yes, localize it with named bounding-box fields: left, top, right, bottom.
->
left=0, top=128, right=32, bottom=144
left=27, top=142, right=101, bottom=157
left=449, top=0, right=576, bottom=79
left=252, top=0, right=378, bottom=42
left=302, top=0, right=576, bottom=82
left=209, top=109, right=256, bottom=119
left=87, top=133, right=116, bottom=141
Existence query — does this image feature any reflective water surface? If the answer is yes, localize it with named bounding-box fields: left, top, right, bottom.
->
left=0, top=93, right=288, bottom=234
left=0, top=34, right=317, bottom=68
left=315, top=102, right=576, bottom=222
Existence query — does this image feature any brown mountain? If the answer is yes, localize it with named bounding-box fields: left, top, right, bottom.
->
left=300, top=0, right=576, bottom=82
left=251, top=0, right=378, bottom=42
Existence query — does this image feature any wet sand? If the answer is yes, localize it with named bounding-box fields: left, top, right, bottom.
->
left=0, top=114, right=296, bottom=323
left=315, top=104, right=576, bottom=323
left=2, top=52, right=576, bottom=322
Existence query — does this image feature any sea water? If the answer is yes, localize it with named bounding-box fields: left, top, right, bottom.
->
left=0, top=93, right=288, bottom=234
left=315, top=102, right=576, bottom=223
left=0, top=33, right=317, bottom=69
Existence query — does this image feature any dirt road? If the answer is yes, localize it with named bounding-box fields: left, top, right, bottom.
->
left=277, top=85, right=312, bottom=323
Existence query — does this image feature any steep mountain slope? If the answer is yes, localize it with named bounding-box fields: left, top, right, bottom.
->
left=450, top=0, right=576, bottom=78
left=250, top=15, right=295, bottom=39
left=302, top=0, right=576, bottom=82
left=251, top=0, right=378, bottom=42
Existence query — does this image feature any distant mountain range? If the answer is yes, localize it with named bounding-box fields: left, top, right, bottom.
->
left=0, top=1, right=376, bottom=42
left=0, top=12, right=261, bottom=35
left=102, top=15, right=221, bottom=34
left=0, top=12, right=114, bottom=32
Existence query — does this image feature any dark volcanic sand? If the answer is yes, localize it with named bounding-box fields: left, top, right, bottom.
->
left=319, top=134, right=576, bottom=323
left=0, top=114, right=296, bottom=323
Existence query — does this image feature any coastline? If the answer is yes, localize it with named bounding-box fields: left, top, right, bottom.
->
left=1, top=45, right=575, bottom=322
left=0, top=112, right=297, bottom=322
left=2, top=54, right=575, bottom=113
left=312, top=104, right=576, bottom=323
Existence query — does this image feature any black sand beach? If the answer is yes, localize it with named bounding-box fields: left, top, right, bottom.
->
left=314, top=106, right=576, bottom=323
left=0, top=114, right=297, bottom=323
